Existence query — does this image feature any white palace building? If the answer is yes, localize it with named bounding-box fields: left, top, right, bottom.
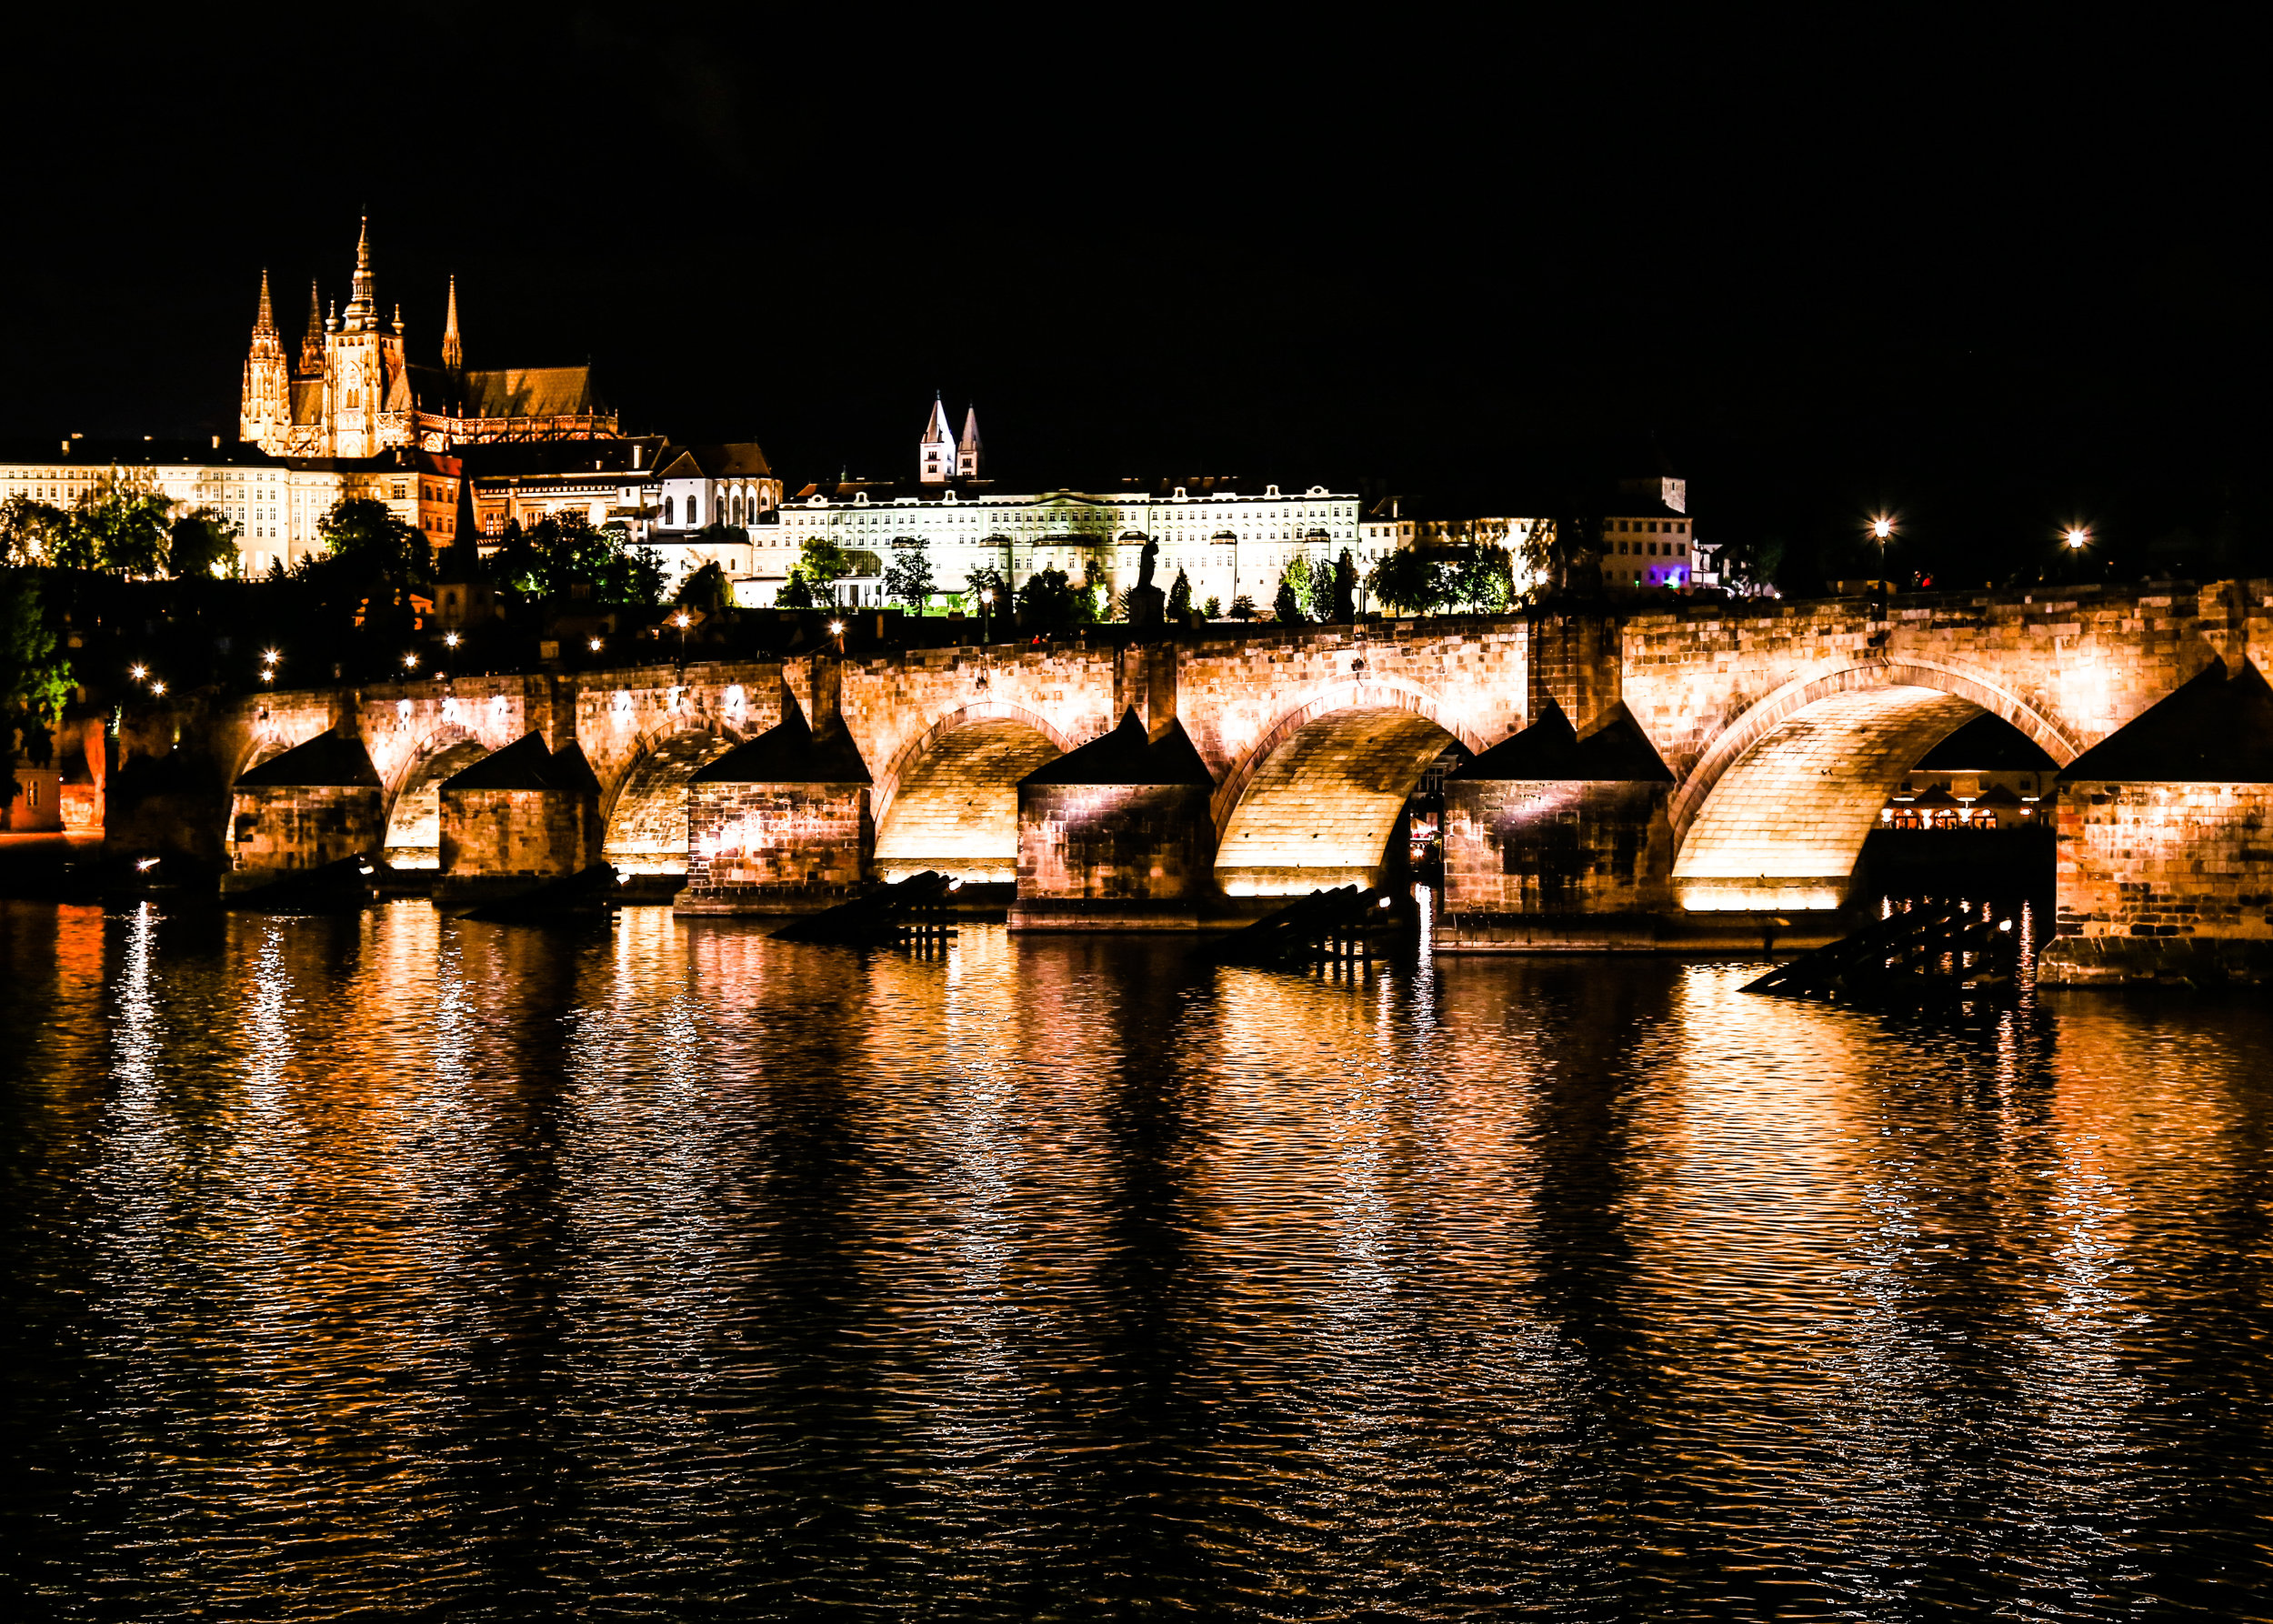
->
left=732, top=396, right=1367, bottom=611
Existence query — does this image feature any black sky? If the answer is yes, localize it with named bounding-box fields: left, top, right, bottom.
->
left=4, top=5, right=2262, bottom=586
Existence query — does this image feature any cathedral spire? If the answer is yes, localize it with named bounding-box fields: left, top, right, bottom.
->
left=344, top=214, right=375, bottom=330
left=301, top=281, right=324, bottom=376
left=441, top=274, right=463, bottom=371
left=918, top=391, right=955, bottom=484
left=253, top=267, right=276, bottom=336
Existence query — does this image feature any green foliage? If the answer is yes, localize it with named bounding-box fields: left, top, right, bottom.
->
left=1717, top=536, right=1784, bottom=596
left=884, top=536, right=936, bottom=611
left=1516, top=515, right=1606, bottom=602
left=796, top=536, right=855, bottom=606
left=1282, top=554, right=1320, bottom=617
left=0, top=496, right=69, bottom=567
left=49, top=487, right=174, bottom=576
left=1014, top=567, right=1096, bottom=636
left=321, top=497, right=431, bottom=583
left=1167, top=568, right=1192, bottom=619
left=167, top=508, right=240, bottom=580
left=677, top=560, right=732, bottom=611
left=0, top=570, right=72, bottom=806
left=1444, top=546, right=1514, bottom=614
left=963, top=565, right=1007, bottom=612
left=1366, top=546, right=1443, bottom=615
left=1273, top=570, right=1305, bottom=625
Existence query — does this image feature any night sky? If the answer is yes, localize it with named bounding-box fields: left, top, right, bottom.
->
left=5, top=8, right=2262, bottom=587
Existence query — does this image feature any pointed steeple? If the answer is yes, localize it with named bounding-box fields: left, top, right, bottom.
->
left=343, top=214, right=375, bottom=330
left=956, top=404, right=983, bottom=478
left=301, top=281, right=325, bottom=376
left=918, top=391, right=955, bottom=485
left=441, top=274, right=463, bottom=371
left=253, top=267, right=277, bottom=336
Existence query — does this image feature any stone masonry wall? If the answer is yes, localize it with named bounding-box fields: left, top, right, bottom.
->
left=682, top=782, right=870, bottom=903
left=1442, top=779, right=1673, bottom=918
left=439, top=787, right=600, bottom=879
left=1017, top=784, right=1214, bottom=901
left=228, top=785, right=385, bottom=874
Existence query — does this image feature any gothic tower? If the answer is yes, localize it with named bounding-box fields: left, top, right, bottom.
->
left=323, top=216, right=409, bottom=458
left=956, top=405, right=983, bottom=478
left=239, top=268, right=292, bottom=451
left=918, top=391, right=954, bottom=484
left=441, top=274, right=463, bottom=372
left=298, top=281, right=325, bottom=376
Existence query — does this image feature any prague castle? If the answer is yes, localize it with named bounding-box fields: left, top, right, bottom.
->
left=239, top=218, right=616, bottom=458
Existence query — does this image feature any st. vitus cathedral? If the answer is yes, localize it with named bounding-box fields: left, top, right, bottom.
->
left=239, top=218, right=616, bottom=457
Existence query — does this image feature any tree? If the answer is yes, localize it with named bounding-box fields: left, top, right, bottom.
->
left=1273, top=569, right=1306, bottom=626
left=1445, top=545, right=1513, bottom=614
left=54, top=487, right=173, bottom=576
left=167, top=508, right=240, bottom=579
left=321, top=497, right=430, bottom=584
left=0, top=496, right=69, bottom=567
left=797, top=536, right=855, bottom=606
left=676, top=560, right=731, bottom=611
left=1282, top=554, right=1320, bottom=617
left=884, top=536, right=936, bottom=611
left=596, top=543, right=666, bottom=606
left=1167, top=568, right=1193, bottom=620
left=1, top=570, right=72, bottom=808
left=1015, top=567, right=1096, bottom=636
left=1366, top=546, right=1442, bottom=615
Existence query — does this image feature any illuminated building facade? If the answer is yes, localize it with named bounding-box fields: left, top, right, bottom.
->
left=239, top=220, right=616, bottom=459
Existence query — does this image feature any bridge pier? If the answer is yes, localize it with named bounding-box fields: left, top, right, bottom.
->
left=222, top=730, right=385, bottom=897
left=1436, top=700, right=1677, bottom=950
left=673, top=698, right=875, bottom=915
left=434, top=733, right=605, bottom=906
left=1010, top=710, right=1218, bottom=930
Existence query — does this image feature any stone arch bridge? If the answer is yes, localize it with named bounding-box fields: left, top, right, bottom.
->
left=203, top=579, right=2269, bottom=976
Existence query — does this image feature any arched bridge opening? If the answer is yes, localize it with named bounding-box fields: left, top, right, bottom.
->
left=384, top=735, right=490, bottom=869
left=874, top=708, right=1070, bottom=884
left=1215, top=703, right=1465, bottom=897
left=603, top=728, right=740, bottom=877
left=1669, top=670, right=2073, bottom=914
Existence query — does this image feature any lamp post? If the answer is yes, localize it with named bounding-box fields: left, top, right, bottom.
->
left=980, top=587, right=994, bottom=646
left=1867, top=516, right=1896, bottom=621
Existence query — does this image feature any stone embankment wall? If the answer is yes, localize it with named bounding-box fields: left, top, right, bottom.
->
left=226, top=786, right=383, bottom=878
left=2042, top=782, right=2273, bottom=982
left=679, top=782, right=871, bottom=913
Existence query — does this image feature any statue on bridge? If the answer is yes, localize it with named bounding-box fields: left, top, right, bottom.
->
left=1126, top=536, right=1166, bottom=632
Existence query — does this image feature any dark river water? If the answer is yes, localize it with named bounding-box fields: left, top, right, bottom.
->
left=2, top=896, right=2268, bottom=1621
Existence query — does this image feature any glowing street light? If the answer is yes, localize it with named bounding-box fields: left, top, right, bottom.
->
left=148, top=680, right=166, bottom=697
left=129, top=664, right=148, bottom=681
left=403, top=652, right=419, bottom=671
left=259, top=669, right=274, bottom=684
left=2065, top=526, right=2090, bottom=550
left=261, top=649, right=279, bottom=665
left=587, top=636, right=604, bottom=653
left=1866, top=515, right=1897, bottom=618
left=672, top=611, right=691, bottom=630
left=444, top=631, right=461, bottom=649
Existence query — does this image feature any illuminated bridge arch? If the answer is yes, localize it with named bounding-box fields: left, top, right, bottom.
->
left=873, top=701, right=1077, bottom=884
left=1213, top=678, right=1486, bottom=897
left=381, top=727, right=490, bottom=869
left=1668, top=659, right=2078, bottom=911
left=601, top=723, right=744, bottom=876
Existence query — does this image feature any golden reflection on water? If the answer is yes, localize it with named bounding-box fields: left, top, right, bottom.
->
left=2, top=899, right=2269, bottom=1618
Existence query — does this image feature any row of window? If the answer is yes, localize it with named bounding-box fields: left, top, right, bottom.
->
left=1614, top=538, right=1686, bottom=556
left=1611, top=518, right=1687, bottom=534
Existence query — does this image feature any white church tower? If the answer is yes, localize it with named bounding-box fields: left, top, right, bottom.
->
left=956, top=405, right=983, bottom=478
left=918, top=392, right=955, bottom=484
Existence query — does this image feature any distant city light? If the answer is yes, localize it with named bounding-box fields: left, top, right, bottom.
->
left=2065, top=526, right=2090, bottom=549
left=444, top=632, right=461, bottom=648
left=129, top=664, right=147, bottom=681
left=827, top=620, right=845, bottom=637
left=673, top=612, right=691, bottom=629
left=1869, top=516, right=1895, bottom=541
left=148, top=680, right=165, bottom=696
left=259, top=670, right=274, bottom=683
left=135, top=857, right=160, bottom=872
left=403, top=653, right=418, bottom=670
left=588, top=637, right=604, bottom=651
left=261, top=649, right=278, bottom=664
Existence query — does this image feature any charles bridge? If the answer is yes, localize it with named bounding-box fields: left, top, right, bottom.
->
left=105, top=579, right=2273, bottom=982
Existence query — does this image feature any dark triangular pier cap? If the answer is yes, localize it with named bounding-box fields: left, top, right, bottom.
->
left=440, top=731, right=600, bottom=794
left=234, top=730, right=382, bottom=788
left=689, top=699, right=872, bottom=785
left=1915, top=711, right=2059, bottom=771
left=2062, top=660, right=2273, bottom=783
left=1021, top=709, right=1215, bottom=787
left=1450, top=698, right=1673, bottom=782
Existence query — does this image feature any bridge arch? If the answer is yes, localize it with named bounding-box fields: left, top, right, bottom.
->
left=381, top=727, right=490, bottom=870
left=1667, top=659, right=2078, bottom=911
left=600, top=722, right=743, bottom=876
left=1212, top=679, right=1485, bottom=896
left=873, top=701, right=1076, bottom=883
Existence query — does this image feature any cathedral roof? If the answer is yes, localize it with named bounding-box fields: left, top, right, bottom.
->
left=399, top=365, right=607, bottom=421
left=656, top=442, right=774, bottom=480
left=291, top=380, right=324, bottom=425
